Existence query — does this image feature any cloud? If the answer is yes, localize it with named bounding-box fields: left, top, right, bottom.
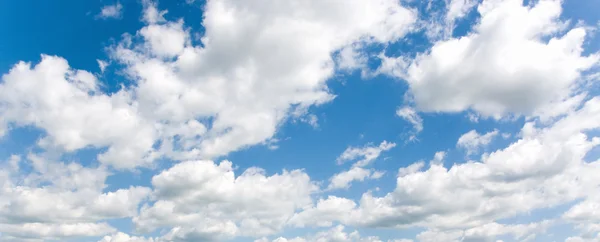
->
left=0, top=222, right=116, bottom=240
left=3, top=0, right=600, bottom=241
left=336, top=141, right=396, bottom=167
left=328, top=167, right=385, bottom=190
left=380, top=0, right=599, bottom=118
left=328, top=140, right=394, bottom=190
left=0, top=154, right=150, bottom=241
left=291, top=97, right=600, bottom=238
left=446, top=0, right=478, bottom=23
left=141, top=0, right=167, bottom=24
left=416, top=220, right=552, bottom=242
left=99, top=232, right=156, bottom=242
left=97, top=59, right=109, bottom=73
left=98, top=2, right=123, bottom=19
left=132, top=160, right=318, bottom=239
left=563, top=195, right=600, bottom=239
left=0, top=55, right=158, bottom=169
left=1, top=0, right=416, bottom=169
left=258, top=225, right=411, bottom=242
left=456, top=129, right=499, bottom=156
left=110, top=0, right=415, bottom=162
left=139, top=21, right=188, bottom=58
left=396, top=106, right=423, bottom=140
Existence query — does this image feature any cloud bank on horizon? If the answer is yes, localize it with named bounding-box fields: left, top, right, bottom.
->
left=0, top=0, right=599, bottom=241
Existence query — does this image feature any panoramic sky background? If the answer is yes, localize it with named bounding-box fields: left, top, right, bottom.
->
left=1, top=0, right=600, bottom=241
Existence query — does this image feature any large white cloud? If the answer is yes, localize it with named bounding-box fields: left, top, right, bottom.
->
left=132, top=160, right=317, bottom=240
left=2, top=0, right=600, bottom=241
left=0, top=154, right=150, bottom=241
left=0, top=0, right=416, bottom=169
left=0, top=56, right=158, bottom=169
left=110, top=0, right=417, bottom=162
left=380, top=0, right=599, bottom=117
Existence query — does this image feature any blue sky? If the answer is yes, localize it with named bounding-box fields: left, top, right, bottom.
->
left=1, top=0, right=600, bottom=242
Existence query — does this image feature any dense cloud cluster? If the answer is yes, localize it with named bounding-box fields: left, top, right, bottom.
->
left=0, top=0, right=599, bottom=241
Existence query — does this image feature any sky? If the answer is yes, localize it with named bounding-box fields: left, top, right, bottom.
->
left=0, top=0, right=599, bottom=241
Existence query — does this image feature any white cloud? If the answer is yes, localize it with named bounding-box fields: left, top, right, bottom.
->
left=416, top=220, right=552, bottom=242
left=563, top=195, right=600, bottom=240
left=99, top=232, right=156, bottom=242
left=97, top=59, right=110, bottom=73
left=1, top=0, right=416, bottom=169
left=0, top=55, right=158, bottom=169
left=139, top=21, right=188, bottom=58
left=141, top=0, right=167, bottom=24
left=4, top=0, right=600, bottom=241
left=446, top=0, right=477, bottom=23
left=291, top=97, right=600, bottom=238
left=259, top=225, right=410, bottom=242
left=336, top=43, right=368, bottom=70
left=329, top=140, right=394, bottom=190
left=109, top=0, right=416, bottom=162
left=0, top=154, right=150, bottom=241
left=98, top=2, right=123, bottom=19
left=288, top=196, right=357, bottom=228
left=132, top=160, right=317, bottom=239
left=381, top=0, right=599, bottom=118
left=328, top=167, right=384, bottom=190
left=336, top=141, right=396, bottom=167
left=457, top=129, right=499, bottom=155
left=396, top=106, right=423, bottom=140
left=0, top=222, right=116, bottom=240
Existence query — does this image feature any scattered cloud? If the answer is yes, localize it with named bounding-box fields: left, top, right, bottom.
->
left=328, top=166, right=385, bottom=190
left=396, top=106, right=423, bottom=140
left=1, top=0, right=600, bottom=241
left=97, top=2, right=123, bottom=19
left=457, top=129, right=499, bottom=156
left=292, top=97, right=600, bottom=238
left=336, top=141, right=396, bottom=167
left=97, top=59, right=109, bottom=73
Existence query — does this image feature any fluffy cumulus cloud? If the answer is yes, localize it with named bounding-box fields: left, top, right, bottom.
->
left=0, top=0, right=416, bottom=170
left=0, top=154, right=150, bottom=241
left=2, top=0, right=600, bottom=241
left=132, top=160, right=317, bottom=240
left=291, top=96, right=600, bottom=239
left=109, top=0, right=417, bottom=163
left=0, top=56, right=157, bottom=169
left=381, top=0, right=599, bottom=118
